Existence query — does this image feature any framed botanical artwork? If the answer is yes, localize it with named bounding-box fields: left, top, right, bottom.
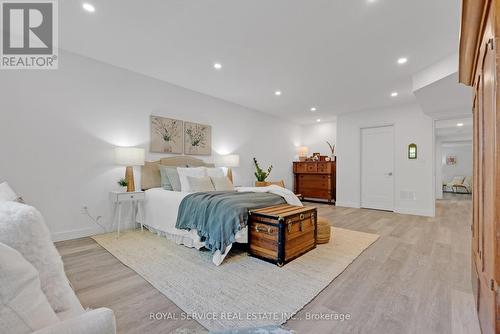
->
left=150, top=115, right=183, bottom=153
left=446, top=155, right=457, bottom=165
left=184, top=121, right=212, bottom=155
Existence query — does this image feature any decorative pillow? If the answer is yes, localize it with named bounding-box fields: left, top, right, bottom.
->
left=158, top=165, right=175, bottom=191
left=0, top=242, right=60, bottom=333
left=0, top=202, right=84, bottom=315
left=211, top=176, right=234, bottom=191
left=0, top=182, right=18, bottom=202
left=164, top=167, right=182, bottom=191
left=186, top=176, right=216, bottom=192
left=177, top=167, right=207, bottom=192
left=206, top=167, right=226, bottom=178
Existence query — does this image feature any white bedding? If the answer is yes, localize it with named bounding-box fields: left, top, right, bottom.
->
left=137, top=188, right=247, bottom=265
left=138, top=186, right=302, bottom=266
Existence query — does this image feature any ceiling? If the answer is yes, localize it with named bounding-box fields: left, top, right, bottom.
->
left=60, top=0, right=462, bottom=124
left=435, top=117, right=473, bottom=142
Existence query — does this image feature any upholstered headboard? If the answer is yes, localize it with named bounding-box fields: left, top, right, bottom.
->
left=141, top=156, right=215, bottom=190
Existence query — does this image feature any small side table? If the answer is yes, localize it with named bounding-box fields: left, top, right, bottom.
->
left=109, top=191, right=145, bottom=237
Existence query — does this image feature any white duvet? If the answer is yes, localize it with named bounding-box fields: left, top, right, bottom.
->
left=137, top=186, right=302, bottom=265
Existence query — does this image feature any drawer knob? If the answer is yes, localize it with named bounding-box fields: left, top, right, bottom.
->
left=300, top=213, right=305, bottom=220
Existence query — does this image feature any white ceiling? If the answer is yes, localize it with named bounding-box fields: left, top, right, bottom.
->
left=60, top=0, right=462, bottom=124
left=435, top=117, right=473, bottom=142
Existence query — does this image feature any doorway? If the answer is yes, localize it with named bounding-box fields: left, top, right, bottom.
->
left=361, top=125, right=395, bottom=211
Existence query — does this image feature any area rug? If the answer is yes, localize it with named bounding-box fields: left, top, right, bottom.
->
left=92, top=227, right=378, bottom=331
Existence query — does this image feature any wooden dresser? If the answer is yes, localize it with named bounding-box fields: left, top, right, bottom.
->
left=293, top=161, right=336, bottom=203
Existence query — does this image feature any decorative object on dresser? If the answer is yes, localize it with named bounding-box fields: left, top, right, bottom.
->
left=248, top=204, right=317, bottom=267
left=326, top=141, right=336, bottom=161
left=114, top=147, right=145, bottom=192
left=150, top=115, right=183, bottom=153
left=297, top=146, right=309, bottom=161
left=253, top=157, right=273, bottom=186
left=316, top=217, right=332, bottom=244
left=109, top=191, right=145, bottom=237
left=293, top=161, right=336, bottom=203
left=184, top=121, right=212, bottom=155
left=215, top=154, right=240, bottom=182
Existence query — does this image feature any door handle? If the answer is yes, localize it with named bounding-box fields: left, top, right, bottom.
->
left=386, top=172, right=393, bottom=176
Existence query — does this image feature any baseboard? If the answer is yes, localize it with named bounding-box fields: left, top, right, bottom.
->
left=335, top=201, right=361, bottom=209
left=51, top=226, right=105, bottom=242
left=395, top=207, right=435, bottom=217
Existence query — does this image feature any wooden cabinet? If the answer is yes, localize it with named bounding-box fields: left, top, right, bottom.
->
left=293, top=162, right=336, bottom=203
left=460, top=1, right=500, bottom=333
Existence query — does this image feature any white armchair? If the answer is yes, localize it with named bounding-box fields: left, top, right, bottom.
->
left=33, top=308, right=116, bottom=334
left=0, top=201, right=116, bottom=334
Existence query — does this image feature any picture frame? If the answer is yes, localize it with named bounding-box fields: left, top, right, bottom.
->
left=150, top=115, right=183, bottom=154
left=184, top=121, right=212, bottom=155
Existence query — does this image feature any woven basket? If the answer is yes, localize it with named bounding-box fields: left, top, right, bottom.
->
left=317, top=217, right=331, bottom=244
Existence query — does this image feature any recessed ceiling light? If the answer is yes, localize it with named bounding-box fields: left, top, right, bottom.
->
left=213, top=63, right=222, bottom=70
left=367, top=0, right=377, bottom=3
left=397, top=57, right=408, bottom=65
left=391, top=92, right=398, bottom=97
left=82, top=3, right=95, bottom=12
left=310, top=107, right=317, bottom=112
left=457, top=123, right=464, bottom=127
left=316, top=119, right=321, bottom=123
left=275, top=91, right=282, bottom=96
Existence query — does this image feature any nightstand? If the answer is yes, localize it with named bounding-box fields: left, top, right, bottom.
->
left=109, top=191, right=145, bottom=237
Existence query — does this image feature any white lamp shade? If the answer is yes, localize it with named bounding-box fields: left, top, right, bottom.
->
left=215, top=154, right=240, bottom=167
left=114, top=147, right=145, bottom=166
left=297, top=146, right=309, bottom=157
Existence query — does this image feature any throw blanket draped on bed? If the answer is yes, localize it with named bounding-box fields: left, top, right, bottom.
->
left=175, top=191, right=285, bottom=254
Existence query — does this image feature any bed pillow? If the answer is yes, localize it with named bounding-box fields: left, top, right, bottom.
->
left=158, top=165, right=175, bottom=191
left=164, top=167, right=182, bottom=191
left=0, top=182, right=18, bottom=202
left=206, top=167, right=226, bottom=178
left=178, top=167, right=207, bottom=192
left=186, top=176, right=216, bottom=192
left=211, top=176, right=234, bottom=191
left=0, top=242, right=60, bottom=333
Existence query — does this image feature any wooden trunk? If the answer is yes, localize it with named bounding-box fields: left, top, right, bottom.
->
left=460, top=1, right=500, bottom=333
left=293, top=161, right=336, bottom=203
left=248, top=204, right=317, bottom=266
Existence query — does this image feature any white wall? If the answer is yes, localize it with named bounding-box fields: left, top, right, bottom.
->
left=0, top=51, right=301, bottom=241
left=336, top=105, right=435, bottom=217
left=441, top=142, right=473, bottom=183
left=299, top=121, right=337, bottom=157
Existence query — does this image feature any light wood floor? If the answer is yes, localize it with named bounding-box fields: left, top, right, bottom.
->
left=56, top=195, right=480, bottom=334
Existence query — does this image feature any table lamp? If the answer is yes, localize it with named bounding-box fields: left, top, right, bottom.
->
left=215, top=154, right=240, bottom=182
left=114, top=147, right=145, bottom=192
left=297, top=146, right=309, bottom=161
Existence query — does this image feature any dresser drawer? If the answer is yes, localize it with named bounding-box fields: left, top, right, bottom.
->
left=300, top=189, right=333, bottom=199
left=298, top=178, right=331, bottom=189
left=317, top=163, right=332, bottom=173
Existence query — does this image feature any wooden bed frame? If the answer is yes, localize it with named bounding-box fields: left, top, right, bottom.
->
left=141, top=156, right=222, bottom=190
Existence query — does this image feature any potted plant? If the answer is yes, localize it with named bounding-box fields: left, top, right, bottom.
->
left=117, top=178, right=128, bottom=192
left=253, top=158, right=273, bottom=187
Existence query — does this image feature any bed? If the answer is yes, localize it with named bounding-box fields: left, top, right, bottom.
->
left=137, top=156, right=300, bottom=265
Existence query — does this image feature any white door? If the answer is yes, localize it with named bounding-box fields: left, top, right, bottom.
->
left=361, top=125, right=394, bottom=211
